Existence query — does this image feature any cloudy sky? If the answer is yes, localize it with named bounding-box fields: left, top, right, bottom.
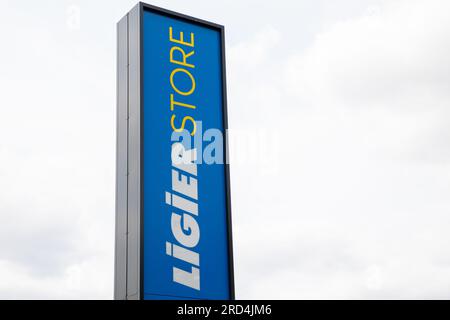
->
left=1, top=0, right=450, bottom=299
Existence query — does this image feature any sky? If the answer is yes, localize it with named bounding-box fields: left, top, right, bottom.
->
left=0, top=0, right=449, bottom=299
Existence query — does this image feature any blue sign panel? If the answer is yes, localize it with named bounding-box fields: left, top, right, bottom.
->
left=141, top=8, right=232, bottom=300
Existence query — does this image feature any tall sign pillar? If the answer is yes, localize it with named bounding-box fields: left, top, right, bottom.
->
left=115, top=3, right=234, bottom=300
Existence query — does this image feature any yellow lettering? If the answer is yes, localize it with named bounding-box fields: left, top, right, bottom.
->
left=170, top=47, right=195, bottom=69
left=169, top=27, right=194, bottom=47
left=170, top=68, right=196, bottom=96
left=171, top=94, right=196, bottom=111
left=171, top=115, right=197, bottom=136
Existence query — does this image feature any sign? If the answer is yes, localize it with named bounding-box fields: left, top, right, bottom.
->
left=115, top=3, right=234, bottom=300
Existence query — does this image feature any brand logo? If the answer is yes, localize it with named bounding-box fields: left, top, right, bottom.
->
left=165, top=26, right=201, bottom=290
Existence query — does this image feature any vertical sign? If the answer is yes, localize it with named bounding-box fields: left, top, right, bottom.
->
left=115, top=3, right=234, bottom=300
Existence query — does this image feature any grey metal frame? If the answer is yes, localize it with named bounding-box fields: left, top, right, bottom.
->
left=115, top=3, right=141, bottom=300
left=115, top=2, right=235, bottom=300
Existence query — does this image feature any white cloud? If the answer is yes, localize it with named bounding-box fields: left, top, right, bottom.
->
left=285, top=0, right=450, bottom=109
left=229, top=0, right=450, bottom=299
left=0, top=257, right=111, bottom=299
left=0, top=0, right=116, bottom=299
left=1, top=0, right=450, bottom=299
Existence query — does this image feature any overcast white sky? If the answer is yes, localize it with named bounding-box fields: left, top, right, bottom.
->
left=1, top=0, right=450, bottom=299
